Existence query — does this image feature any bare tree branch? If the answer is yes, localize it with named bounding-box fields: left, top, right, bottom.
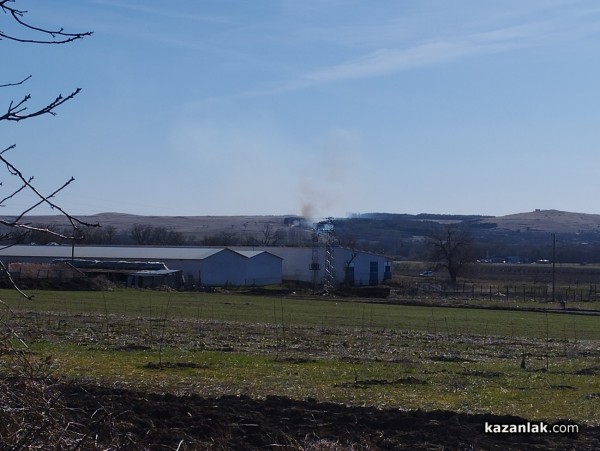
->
left=0, top=74, right=31, bottom=88
left=0, top=144, right=15, bottom=155
left=0, top=2, right=90, bottom=123
left=0, top=259, right=31, bottom=299
left=1, top=88, right=82, bottom=122
left=0, top=177, right=30, bottom=206
left=0, top=152, right=99, bottom=230
left=0, top=1, right=96, bottom=298
left=0, top=222, right=81, bottom=241
left=0, top=1, right=92, bottom=44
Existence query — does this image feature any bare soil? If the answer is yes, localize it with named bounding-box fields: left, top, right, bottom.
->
left=5, top=377, right=598, bottom=450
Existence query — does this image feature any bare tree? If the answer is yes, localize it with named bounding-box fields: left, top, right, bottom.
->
left=104, top=225, right=117, bottom=244
left=0, top=6, right=101, bottom=449
left=130, top=224, right=154, bottom=245
left=129, top=224, right=187, bottom=245
left=342, top=250, right=358, bottom=287
left=218, top=231, right=238, bottom=246
left=0, top=1, right=96, bottom=297
left=427, top=224, right=476, bottom=284
left=166, top=230, right=185, bottom=246
left=259, top=223, right=283, bottom=246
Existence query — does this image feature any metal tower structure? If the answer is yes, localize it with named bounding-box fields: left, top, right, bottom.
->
left=310, top=229, right=320, bottom=292
left=309, top=217, right=336, bottom=293
left=321, top=218, right=336, bottom=294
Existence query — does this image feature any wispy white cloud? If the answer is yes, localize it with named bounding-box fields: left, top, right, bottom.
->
left=89, top=0, right=234, bottom=25
left=303, top=40, right=476, bottom=83
left=301, top=16, right=599, bottom=84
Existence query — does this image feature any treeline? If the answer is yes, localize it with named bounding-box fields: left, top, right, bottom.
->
left=13, top=223, right=316, bottom=247
left=11, top=216, right=600, bottom=264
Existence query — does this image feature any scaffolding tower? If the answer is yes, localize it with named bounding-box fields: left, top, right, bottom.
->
left=310, top=217, right=335, bottom=294
left=324, top=227, right=335, bottom=293
left=310, top=229, right=320, bottom=292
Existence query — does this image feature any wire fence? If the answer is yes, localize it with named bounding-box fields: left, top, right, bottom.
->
left=393, top=281, right=600, bottom=304
left=7, top=262, right=84, bottom=280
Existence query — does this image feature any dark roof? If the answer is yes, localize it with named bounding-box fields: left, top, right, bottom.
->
left=53, top=259, right=168, bottom=271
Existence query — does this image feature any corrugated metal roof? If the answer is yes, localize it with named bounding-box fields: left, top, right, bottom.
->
left=235, top=250, right=273, bottom=258
left=53, top=259, right=168, bottom=270
left=128, top=269, right=182, bottom=276
left=0, top=245, right=279, bottom=261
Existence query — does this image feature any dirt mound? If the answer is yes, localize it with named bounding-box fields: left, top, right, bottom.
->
left=6, top=379, right=597, bottom=450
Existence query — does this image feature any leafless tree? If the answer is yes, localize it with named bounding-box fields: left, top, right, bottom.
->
left=104, top=225, right=117, bottom=244
left=0, top=6, right=101, bottom=449
left=166, top=230, right=185, bottom=246
left=79, top=224, right=119, bottom=245
left=129, top=223, right=153, bottom=245
left=342, top=250, right=358, bottom=287
left=0, top=1, right=96, bottom=297
left=334, top=233, right=359, bottom=287
left=260, top=223, right=283, bottom=246
left=427, top=224, right=476, bottom=284
left=129, top=224, right=186, bottom=245
left=217, top=231, right=238, bottom=246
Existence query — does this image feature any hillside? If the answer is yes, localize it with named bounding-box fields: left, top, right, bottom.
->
left=6, top=209, right=600, bottom=234
left=1, top=212, right=291, bottom=236
left=3, top=209, right=600, bottom=262
left=478, top=209, right=600, bottom=233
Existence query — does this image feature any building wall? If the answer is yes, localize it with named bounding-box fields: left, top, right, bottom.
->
left=196, top=249, right=248, bottom=286
left=0, top=245, right=383, bottom=287
left=258, top=247, right=314, bottom=283
left=246, top=252, right=282, bottom=286
left=234, top=246, right=390, bottom=286
left=347, top=251, right=392, bottom=286
left=159, top=259, right=204, bottom=285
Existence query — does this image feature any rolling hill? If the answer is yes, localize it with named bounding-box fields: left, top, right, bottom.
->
left=3, top=209, right=600, bottom=262
left=5, top=209, right=600, bottom=235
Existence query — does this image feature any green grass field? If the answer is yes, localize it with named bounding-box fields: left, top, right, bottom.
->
left=2, top=289, right=600, bottom=425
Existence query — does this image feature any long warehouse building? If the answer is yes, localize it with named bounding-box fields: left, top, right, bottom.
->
left=0, top=245, right=391, bottom=287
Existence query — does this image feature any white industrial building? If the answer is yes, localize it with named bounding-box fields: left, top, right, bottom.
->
left=236, top=246, right=391, bottom=286
left=0, top=246, right=282, bottom=287
left=0, top=245, right=390, bottom=287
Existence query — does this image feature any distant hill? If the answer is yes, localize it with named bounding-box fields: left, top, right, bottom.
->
left=4, top=209, right=600, bottom=262
left=477, top=209, right=600, bottom=233
left=4, top=209, right=600, bottom=235
left=1, top=212, right=292, bottom=236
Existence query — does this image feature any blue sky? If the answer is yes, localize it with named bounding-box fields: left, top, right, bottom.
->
left=3, top=0, right=600, bottom=218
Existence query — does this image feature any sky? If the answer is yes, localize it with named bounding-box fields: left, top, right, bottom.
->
left=2, top=0, right=600, bottom=219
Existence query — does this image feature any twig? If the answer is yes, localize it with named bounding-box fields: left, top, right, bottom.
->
left=0, top=260, right=31, bottom=299
left=0, top=74, right=31, bottom=88
left=0, top=1, right=92, bottom=44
